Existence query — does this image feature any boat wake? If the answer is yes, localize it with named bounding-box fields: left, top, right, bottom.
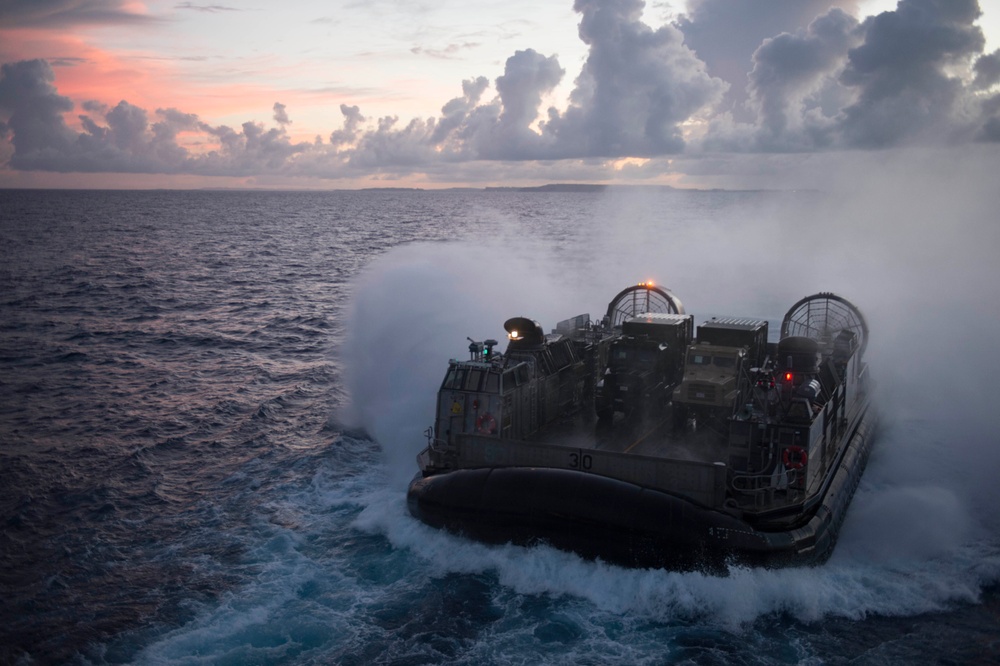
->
left=351, top=470, right=1000, bottom=630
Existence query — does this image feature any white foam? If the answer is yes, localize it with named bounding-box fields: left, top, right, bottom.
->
left=348, top=471, right=1000, bottom=631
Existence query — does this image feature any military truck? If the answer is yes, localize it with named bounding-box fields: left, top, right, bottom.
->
left=595, top=312, right=693, bottom=421
left=672, top=318, right=768, bottom=430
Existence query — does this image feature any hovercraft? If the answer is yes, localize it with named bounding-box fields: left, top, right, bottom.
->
left=407, top=284, right=876, bottom=571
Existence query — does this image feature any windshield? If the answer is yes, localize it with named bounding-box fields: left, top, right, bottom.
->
left=714, top=356, right=735, bottom=368
left=688, top=353, right=737, bottom=368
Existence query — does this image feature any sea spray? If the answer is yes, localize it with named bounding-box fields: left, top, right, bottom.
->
left=340, top=240, right=575, bottom=487
left=339, top=160, right=1000, bottom=627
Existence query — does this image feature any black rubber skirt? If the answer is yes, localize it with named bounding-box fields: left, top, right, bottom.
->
left=408, top=467, right=793, bottom=571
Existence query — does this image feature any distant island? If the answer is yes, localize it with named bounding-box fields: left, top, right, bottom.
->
left=0, top=182, right=789, bottom=193
left=486, top=183, right=616, bottom=192
left=354, top=184, right=620, bottom=193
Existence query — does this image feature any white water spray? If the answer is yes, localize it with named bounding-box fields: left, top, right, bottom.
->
left=342, top=148, right=1000, bottom=625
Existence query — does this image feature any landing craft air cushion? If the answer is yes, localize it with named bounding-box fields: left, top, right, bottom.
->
left=406, top=283, right=876, bottom=570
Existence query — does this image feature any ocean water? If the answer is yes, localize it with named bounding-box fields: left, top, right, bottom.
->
left=1, top=186, right=998, bottom=665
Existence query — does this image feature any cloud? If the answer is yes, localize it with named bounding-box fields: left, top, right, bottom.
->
left=81, top=100, right=108, bottom=114
left=330, top=104, right=367, bottom=147
left=346, top=116, right=438, bottom=170
left=0, top=59, right=318, bottom=175
left=440, top=0, right=728, bottom=161
left=838, top=0, right=987, bottom=147
left=540, top=0, right=726, bottom=157
left=1, top=0, right=998, bottom=184
left=676, top=0, right=860, bottom=121
left=47, top=56, right=90, bottom=68
left=0, top=59, right=77, bottom=167
left=702, top=0, right=997, bottom=152
left=0, top=0, right=158, bottom=29
left=482, top=49, right=564, bottom=159
left=273, top=102, right=291, bottom=126
left=430, top=76, right=489, bottom=145
left=973, top=49, right=1000, bottom=89
left=174, top=2, right=240, bottom=13
left=410, top=43, right=480, bottom=60
left=743, top=9, right=862, bottom=150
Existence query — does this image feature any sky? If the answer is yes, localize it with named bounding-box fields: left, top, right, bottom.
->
left=0, top=0, right=998, bottom=189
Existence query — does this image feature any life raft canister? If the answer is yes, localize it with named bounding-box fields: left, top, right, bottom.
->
left=782, top=445, right=808, bottom=470
left=475, top=412, right=497, bottom=435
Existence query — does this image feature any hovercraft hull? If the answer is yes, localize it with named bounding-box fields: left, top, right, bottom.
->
left=407, top=288, right=876, bottom=571
left=407, top=409, right=876, bottom=571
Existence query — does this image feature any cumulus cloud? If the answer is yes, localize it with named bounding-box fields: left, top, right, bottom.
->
left=541, top=0, right=726, bottom=157
left=838, top=0, right=986, bottom=147
left=744, top=9, right=861, bottom=150
left=482, top=49, right=564, bottom=159
left=676, top=0, right=860, bottom=121
left=0, top=59, right=318, bottom=175
left=346, top=116, right=438, bottom=169
left=973, top=49, right=1000, bottom=89
left=703, top=0, right=996, bottom=152
left=0, top=59, right=77, bottom=168
left=0, top=0, right=998, bottom=183
left=429, top=76, right=489, bottom=145
left=330, top=104, right=366, bottom=147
